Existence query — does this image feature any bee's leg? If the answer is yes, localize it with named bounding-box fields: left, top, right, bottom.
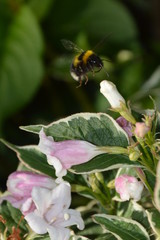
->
left=92, top=69, right=95, bottom=77
left=84, top=75, right=88, bottom=85
left=95, top=66, right=103, bottom=73
left=88, top=64, right=95, bottom=77
left=76, top=78, right=82, bottom=88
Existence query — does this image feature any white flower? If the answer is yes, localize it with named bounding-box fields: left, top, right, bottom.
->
left=25, top=181, right=84, bottom=240
left=100, top=80, right=125, bottom=108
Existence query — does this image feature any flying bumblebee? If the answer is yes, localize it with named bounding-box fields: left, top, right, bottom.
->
left=61, top=39, right=107, bottom=87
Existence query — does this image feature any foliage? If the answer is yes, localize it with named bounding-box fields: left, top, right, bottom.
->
left=0, top=0, right=160, bottom=239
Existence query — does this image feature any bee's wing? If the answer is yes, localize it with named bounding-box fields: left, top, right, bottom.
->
left=61, top=39, right=83, bottom=53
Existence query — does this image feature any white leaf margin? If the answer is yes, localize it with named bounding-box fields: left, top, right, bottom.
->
left=146, top=210, right=160, bottom=239
left=154, top=160, right=160, bottom=212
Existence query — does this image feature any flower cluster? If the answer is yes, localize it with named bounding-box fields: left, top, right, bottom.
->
left=0, top=79, right=160, bottom=240
left=0, top=171, right=84, bottom=240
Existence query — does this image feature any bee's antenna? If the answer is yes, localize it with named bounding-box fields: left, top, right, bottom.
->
left=101, top=58, right=112, bottom=63
left=103, top=67, right=109, bottom=78
left=92, top=32, right=112, bottom=51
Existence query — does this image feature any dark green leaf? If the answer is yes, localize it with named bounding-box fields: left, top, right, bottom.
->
left=81, top=0, right=137, bottom=44
left=0, top=139, right=55, bottom=178
left=71, top=154, right=138, bottom=174
left=95, top=233, right=117, bottom=240
left=28, top=0, right=54, bottom=20
left=0, top=5, right=44, bottom=125
left=146, top=209, right=160, bottom=237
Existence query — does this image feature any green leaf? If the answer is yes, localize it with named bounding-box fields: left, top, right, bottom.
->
left=0, top=139, right=55, bottom=178
left=154, top=161, right=160, bottom=212
left=95, top=233, right=117, bottom=240
left=118, top=201, right=150, bottom=230
left=28, top=0, right=54, bottom=20
left=131, top=66, right=160, bottom=102
left=34, top=235, right=50, bottom=240
left=71, top=154, right=138, bottom=174
left=81, top=0, right=137, bottom=45
left=0, top=5, right=44, bottom=126
left=144, top=169, right=156, bottom=193
left=0, top=201, right=28, bottom=237
left=72, top=184, right=96, bottom=199
left=78, top=217, right=103, bottom=239
left=93, top=214, right=150, bottom=240
left=146, top=209, right=160, bottom=238
left=21, top=113, right=129, bottom=145
left=21, top=113, right=140, bottom=174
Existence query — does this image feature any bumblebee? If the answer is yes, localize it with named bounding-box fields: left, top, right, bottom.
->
left=61, top=39, right=105, bottom=87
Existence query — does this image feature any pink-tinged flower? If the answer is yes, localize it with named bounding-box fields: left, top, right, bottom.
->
left=100, top=80, right=126, bottom=108
left=115, top=174, right=144, bottom=201
left=0, top=171, right=56, bottom=215
left=25, top=181, right=84, bottom=240
left=134, top=122, right=150, bottom=138
left=38, top=129, right=105, bottom=178
left=116, top=116, right=132, bottom=137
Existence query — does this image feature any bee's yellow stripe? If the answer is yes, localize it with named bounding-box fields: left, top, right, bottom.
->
left=82, top=50, right=94, bottom=64
left=73, top=54, right=81, bottom=67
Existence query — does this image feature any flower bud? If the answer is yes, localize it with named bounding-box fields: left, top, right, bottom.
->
left=0, top=171, right=56, bottom=215
left=115, top=175, right=143, bottom=201
left=134, top=122, right=150, bottom=138
left=95, top=172, right=104, bottom=184
left=116, top=116, right=132, bottom=137
left=129, top=150, right=141, bottom=161
left=100, top=80, right=126, bottom=108
left=7, top=171, right=56, bottom=198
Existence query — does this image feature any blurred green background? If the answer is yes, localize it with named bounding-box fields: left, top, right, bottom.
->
left=0, top=0, right=160, bottom=190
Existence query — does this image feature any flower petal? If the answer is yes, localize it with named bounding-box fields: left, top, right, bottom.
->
left=47, top=155, right=67, bottom=177
left=31, top=187, right=53, bottom=215
left=127, top=181, right=144, bottom=201
left=45, top=182, right=71, bottom=223
left=39, top=128, right=55, bottom=155
left=51, top=181, right=71, bottom=207
left=21, top=197, right=36, bottom=215
left=60, top=209, right=84, bottom=230
left=25, top=212, right=48, bottom=234
left=47, top=225, right=70, bottom=240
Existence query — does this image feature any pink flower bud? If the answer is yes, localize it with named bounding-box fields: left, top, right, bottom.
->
left=0, top=171, right=56, bottom=215
left=134, top=122, right=150, bottom=138
left=115, top=174, right=143, bottom=201
left=38, top=129, right=105, bottom=177
left=116, top=116, right=132, bottom=137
